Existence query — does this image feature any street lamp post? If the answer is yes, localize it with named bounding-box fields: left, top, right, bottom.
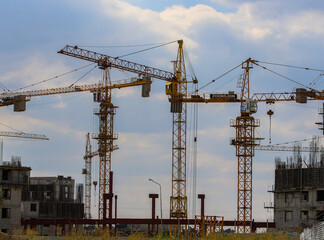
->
left=149, top=178, right=163, bottom=232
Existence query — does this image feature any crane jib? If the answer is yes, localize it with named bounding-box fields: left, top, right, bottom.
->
left=58, top=45, right=175, bottom=82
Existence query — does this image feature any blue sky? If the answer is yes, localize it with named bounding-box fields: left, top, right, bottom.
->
left=1, top=0, right=324, bottom=222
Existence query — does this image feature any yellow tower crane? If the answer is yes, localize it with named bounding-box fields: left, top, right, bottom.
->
left=58, top=45, right=177, bottom=221
left=0, top=78, right=150, bottom=221
left=57, top=42, right=194, bottom=223
left=229, top=59, right=258, bottom=233
left=83, top=132, right=98, bottom=219
left=180, top=58, right=324, bottom=233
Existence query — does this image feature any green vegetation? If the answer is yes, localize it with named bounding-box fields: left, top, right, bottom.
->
left=15, top=229, right=298, bottom=240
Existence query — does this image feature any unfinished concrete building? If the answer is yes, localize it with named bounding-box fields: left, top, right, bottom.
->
left=0, top=157, right=31, bottom=233
left=21, top=175, right=84, bottom=235
left=22, top=175, right=84, bottom=219
left=0, top=157, right=84, bottom=235
left=271, top=138, right=324, bottom=231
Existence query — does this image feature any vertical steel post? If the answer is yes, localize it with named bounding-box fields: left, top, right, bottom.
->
left=115, top=195, right=118, bottom=236
left=198, top=194, right=205, bottom=235
left=198, top=194, right=205, bottom=217
left=109, top=171, right=114, bottom=232
left=149, top=194, right=158, bottom=234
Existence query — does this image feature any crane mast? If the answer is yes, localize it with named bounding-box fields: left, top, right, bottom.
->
left=169, top=40, right=188, bottom=233
left=83, top=133, right=92, bottom=219
left=230, top=59, right=259, bottom=233
left=83, top=133, right=99, bottom=219
left=92, top=68, right=117, bottom=220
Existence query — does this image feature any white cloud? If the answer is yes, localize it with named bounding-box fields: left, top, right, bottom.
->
left=0, top=56, right=73, bottom=90
left=52, top=95, right=67, bottom=109
left=113, top=87, right=136, bottom=97
left=96, top=0, right=324, bottom=48
left=285, top=11, right=324, bottom=36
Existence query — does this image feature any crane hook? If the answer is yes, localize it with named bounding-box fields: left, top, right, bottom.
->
left=93, top=181, right=98, bottom=196
left=267, top=110, right=274, bottom=144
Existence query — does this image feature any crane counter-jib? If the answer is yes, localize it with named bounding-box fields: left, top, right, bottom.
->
left=58, top=45, right=175, bottom=82
left=0, top=79, right=150, bottom=102
left=179, top=90, right=324, bottom=103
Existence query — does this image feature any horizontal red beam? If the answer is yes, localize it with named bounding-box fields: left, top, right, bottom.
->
left=22, top=218, right=275, bottom=229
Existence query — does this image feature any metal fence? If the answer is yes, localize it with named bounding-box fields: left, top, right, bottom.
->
left=300, top=222, right=324, bottom=240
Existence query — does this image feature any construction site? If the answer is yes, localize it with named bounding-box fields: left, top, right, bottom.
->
left=0, top=37, right=324, bottom=240
left=1, top=2, right=324, bottom=239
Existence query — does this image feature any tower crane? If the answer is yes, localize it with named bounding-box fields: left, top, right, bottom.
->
left=178, top=58, right=324, bottom=233
left=0, top=77, right=150, bottom=221
left=82, top=133, right=99, bottom=219
left=58, top=44, right=175, bottom=221
left=57, top=46, right=324, bottom=233
left=57, top=42, right=195, bottom=226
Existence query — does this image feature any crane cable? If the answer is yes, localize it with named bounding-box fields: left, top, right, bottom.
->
left=10, top=41, right=177, bottom=92
left=182, top=42, right=198, bottom=218
left=198, top=59, right=324, bottom=93
left=192, top=101, right=198, bottom=218
left=0, top=122, right=24, bottom=133
left=12, top=63, right=96, bottom=92
left=187, top=96, right=198, bottom=219
left=271, top=136, right=324, bottom=146
left=115, top=40, right=178, bottom=59
left=197, top=63, right=242, bottom=92
left=0, top=82, right=10, bottom=93
left=253, top=62, right=318, bottom=92
left=68, top=65, right=97, bottom=87
left=255, top=60, right=324, bottom=72
left=79, top=41, right=175, bottom=48
left=211, top=74, right=239, bottom=93
left=183, top=46, right=198, bottom=84
left=309, top=73, right=324, bottom=87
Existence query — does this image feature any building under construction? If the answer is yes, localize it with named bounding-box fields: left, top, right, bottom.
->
left=0, top=157, right=31, bottom=233
left=270, top=138, right=324, bottom=231
left=0, top=158, right=83, bottom=235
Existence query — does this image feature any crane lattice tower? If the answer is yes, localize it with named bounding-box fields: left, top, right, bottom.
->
left=169, top=40, right=188, bottom=235
left=230, top=59, right=259, bottom=233
left=93, top=68, right=117, bottom=219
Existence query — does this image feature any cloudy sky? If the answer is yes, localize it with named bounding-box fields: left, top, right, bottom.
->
left=1, top=0, right=324, bottom=221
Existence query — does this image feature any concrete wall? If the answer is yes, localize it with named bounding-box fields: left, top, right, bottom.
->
left=21, top=201, right=39, bottom=219
left=274, top=188, right=324, bottom=231
left=27, top=176, right=75, bottom=202
left=0, top=161, right=30, bottom=233
left=0, top=187, right=22, bottom=232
